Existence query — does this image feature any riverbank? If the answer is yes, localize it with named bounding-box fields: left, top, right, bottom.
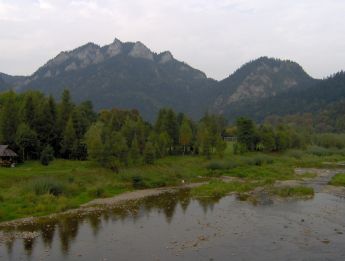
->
left=1, top=147, right=345, bottom=223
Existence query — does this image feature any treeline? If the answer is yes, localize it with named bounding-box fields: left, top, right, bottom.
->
left=0, top=90, right=226, bottom=168
left=235, top=117, right=308, bottom=153
left=0, top=90, right=96, bottom=163
left=84, top=108, right=227, bottom=170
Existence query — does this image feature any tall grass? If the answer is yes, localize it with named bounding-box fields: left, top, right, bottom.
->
left=30, top=177, right=65, bottom=196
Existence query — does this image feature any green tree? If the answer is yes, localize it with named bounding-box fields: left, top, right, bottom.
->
left=40, top=145, right=55, bottom=166
left=144, top=142, right=155, bottom=164
left=35, top=97, right=58, bottom=150
left=129, top=135, right=140, bottom=164
left=0, top=92, right=18, bottom=148
left=85, top=123, right=104, bottom=162
left=23, top=94, right=36, bottom=129
left=179, top=117, right=193, bottom=154
left=157, top=131, right=172, bottom=157
left=197, top=122, right=211, bottom=158
left=60, top=117, right=77, bottom=158
left=57, top=89, right=73, bottom=138
left=215, top=136, right=227, bottom=158
left=109, top=132, right=128, bottom=165
left=257, top=125, right=275, bottom=152
left=236, top=117, right=256, bottom=151
left=15, top=123, right=38, bottom=160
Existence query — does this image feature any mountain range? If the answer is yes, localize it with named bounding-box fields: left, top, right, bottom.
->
left=0, top=37, right=344, bottom=122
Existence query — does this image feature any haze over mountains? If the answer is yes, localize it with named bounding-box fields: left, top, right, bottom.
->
left=0, top=38, right=344, bottom=122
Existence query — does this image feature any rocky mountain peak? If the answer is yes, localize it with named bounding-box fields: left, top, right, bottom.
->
left=158, top=51, right=174, bottom=64
left=129, top=41, right=154, bottom=60
left=105, top=38, right=123, bottom=57
left=212, top=57, right=315, bottom=113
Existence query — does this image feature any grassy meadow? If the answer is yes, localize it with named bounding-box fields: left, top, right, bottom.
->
left=1, top=142, right=345, bottom=222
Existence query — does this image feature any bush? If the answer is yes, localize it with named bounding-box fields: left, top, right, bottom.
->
left=244, top=155, right=274, bottom=166
left=40, top=145, right=55, bottom=166
left=88, top=187, right=105, bottom=198
left=206, top=160, right=239, bottom=170
left=233, top=143, right=247, bottom=155
left=307, top=146, right=332, bottom=156
left=329, top=174, right=345, bottom=186
left=31, top=178, right=64, bottom=196
left=286, top=149, right=305, bottom=159
left=132, top=176, right=145, bottom=189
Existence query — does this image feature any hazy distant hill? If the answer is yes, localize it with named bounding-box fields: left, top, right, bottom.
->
left=222, top=71, right=345, bottom=122
left=0, top=72, right=27, bottom=92
left=212, top=57, right=317, bottom=115
left=1, top=38, right=344, bottom=122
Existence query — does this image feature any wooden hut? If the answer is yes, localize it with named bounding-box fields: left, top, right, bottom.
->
left=0, top=145, right=18, bottom=167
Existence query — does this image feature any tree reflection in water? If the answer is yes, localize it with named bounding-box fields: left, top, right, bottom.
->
left=1, top=188, right=220, bottom=255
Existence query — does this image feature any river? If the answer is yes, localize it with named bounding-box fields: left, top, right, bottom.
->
left=1, top=188, right=345, bottom=261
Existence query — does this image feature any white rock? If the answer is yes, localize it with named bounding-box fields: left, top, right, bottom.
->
left=129, top=42, right=154, bottom=60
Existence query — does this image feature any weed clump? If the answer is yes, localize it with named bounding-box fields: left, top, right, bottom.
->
left=272, top=186, right=314, bottom=198
left=205, top=160, right=238, bottom=170
left=31, top=178, right=64, bottom=196
left=329, top=174, right=345, bottom=186
left=244, top=155, right=274, bottom=166
left=132, top=176, right=145, bottom=189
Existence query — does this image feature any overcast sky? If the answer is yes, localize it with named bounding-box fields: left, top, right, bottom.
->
left=1, top=0, right=345, bottom=80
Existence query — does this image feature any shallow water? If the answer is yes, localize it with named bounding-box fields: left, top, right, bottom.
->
left=1, top=190, right=345, bottom=261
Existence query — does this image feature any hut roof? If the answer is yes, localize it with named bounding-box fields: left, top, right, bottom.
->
left=0, top=145, right=18, bottom=157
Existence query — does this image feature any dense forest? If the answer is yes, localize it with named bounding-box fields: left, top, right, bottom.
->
left=0, top=89, right=316, bottom=171
left=0, top=90, right=229, bottom=168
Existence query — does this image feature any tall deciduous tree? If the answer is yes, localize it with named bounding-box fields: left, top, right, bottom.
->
left=179, top=117, right=192, bottom=154
left=60, top=117, right=77, bottom=158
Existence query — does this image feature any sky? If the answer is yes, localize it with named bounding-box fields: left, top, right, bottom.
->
left=0, top=0, right=345, bottom=80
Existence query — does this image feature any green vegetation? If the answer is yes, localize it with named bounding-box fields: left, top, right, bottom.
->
left=329, top=174, right=345, bottom=186
left=271, top=186, right=314, bottom=198
left=191, top=180, right=255, bottom=198
left=0, top=156, right=208, bottom=222
left=1, top=90, right=345, bottom=223
left=1, top=142, right=344, bottom=222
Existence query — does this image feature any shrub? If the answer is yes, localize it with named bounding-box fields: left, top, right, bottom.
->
left=132, top=176, right=145, bottom=189
left=286, top=149, right=305, bottom=159
left=31, top=178, right=64, bottom=196
left=40, top=145, right=55, bottom=166
left=233, top=143, right=247, bottom=155
left=329, top=174, right=345, bottom=186
left=206, top=160, right=239, bottom=170
left=307, top=146, right=332, bottom=156
left=244, top=155, right=274, bottom=166
left=88, top=187, right=105, bottom=198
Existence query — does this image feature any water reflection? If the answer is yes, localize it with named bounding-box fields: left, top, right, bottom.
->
left=1, top=189, right=221, bottom=256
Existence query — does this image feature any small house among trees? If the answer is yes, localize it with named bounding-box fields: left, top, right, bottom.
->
left=0, top=145, right=18, bottom=167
